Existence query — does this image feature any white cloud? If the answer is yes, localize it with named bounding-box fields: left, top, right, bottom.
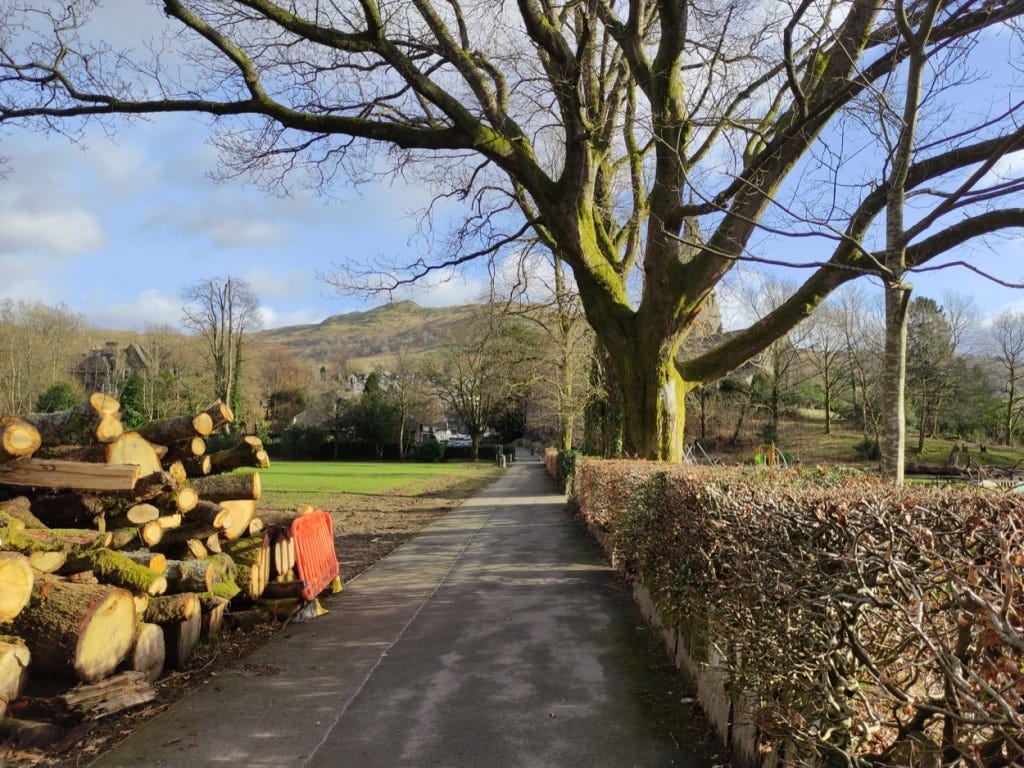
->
left=87, top=289, right=183, bottom=331
left=0, top=208, right=104, bottom=255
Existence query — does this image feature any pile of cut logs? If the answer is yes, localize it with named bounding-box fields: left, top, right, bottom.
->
left=0, top=393, right=330, bottom=739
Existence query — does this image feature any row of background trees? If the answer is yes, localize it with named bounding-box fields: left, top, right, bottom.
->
left=8, top=268, right=1024, bottom=463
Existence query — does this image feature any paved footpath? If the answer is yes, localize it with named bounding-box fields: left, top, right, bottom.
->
left=92, top=458, right=720, bottom=768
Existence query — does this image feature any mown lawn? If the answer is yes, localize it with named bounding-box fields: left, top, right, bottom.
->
left=240, top=460, right=503, bottom=512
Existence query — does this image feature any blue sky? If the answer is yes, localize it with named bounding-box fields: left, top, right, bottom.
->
left=0, top=114, right=491, bottom=331
left=1, top=3, right=1022, bottom=333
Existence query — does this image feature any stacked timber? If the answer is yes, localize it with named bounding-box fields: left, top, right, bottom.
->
left=0, top=393, right=288, bottom=734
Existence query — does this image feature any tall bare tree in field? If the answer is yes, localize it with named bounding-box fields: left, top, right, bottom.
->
left=989, top=310, right=1024, bottom=445
left=3, top=1, right=1024, bottom=459
left=181, top=276, right=262, bottom=418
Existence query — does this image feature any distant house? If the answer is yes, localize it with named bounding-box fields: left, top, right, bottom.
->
left=76, top=341, right=151, bottom=394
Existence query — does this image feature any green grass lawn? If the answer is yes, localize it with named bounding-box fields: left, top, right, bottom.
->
left=241, top=460, right=503, bottom=512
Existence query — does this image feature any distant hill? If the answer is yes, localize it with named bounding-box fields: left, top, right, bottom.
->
left=254, top=301, right=483, bottom=371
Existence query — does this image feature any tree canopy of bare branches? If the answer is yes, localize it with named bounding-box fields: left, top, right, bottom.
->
left=2, top=1, right=1023, bottom=459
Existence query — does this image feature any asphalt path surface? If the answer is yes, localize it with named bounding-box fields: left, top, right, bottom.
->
left=91, top=458, right=720, bottom=768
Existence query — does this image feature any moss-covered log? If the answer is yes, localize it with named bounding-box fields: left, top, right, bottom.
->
left=143, top=593, right=199, bottom=624
left=221, top=534, right=270, bottom=600
left=65, top=549, right=168, bottom=596
left=198, top=595, right=229, bottom=641
left=2, top=525, right=111, bottom=554
left=205, top=552, right=241, bottom=600
left=11, top=576, right=135, bottom=682
left=0, top=553, right=33, bottom=622
left=0, top=497, right=46, bottom=529
left=24, top=393, right=122, bottom=447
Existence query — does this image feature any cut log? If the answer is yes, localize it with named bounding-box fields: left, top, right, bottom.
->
left=65, top=549, right=168, bottom=596
left=59, top=432, right=163, bottom=477
left=204, top=532, right=222, bottom=554
left=202, top=399, right=234, bottom=431
left=188, top=472, right=261, bottom=502
left=11, top=577, right=135, bottom=682
left=271, top=528, right=296, bottom=577
left=181, top=455, right=212, bottom=478
left=2, top=525, right=112, bottom=555
left=184, top=539, right=208, bottom=559
left=166, top=460, right=187, bottom=485
left=156, top=513, right=182, bottom=530
left=62, top=670, right=157, bottom=717
left=0, top=496, right=46, bottom=529
left=218, top=499, right=255, bottom=540
left=129, top=470, right=177, bottom=501
left=248, top=516, right=264, bottom=537
left=106, top=502, right=160, bottom=529
left=125, top=624, right=165, bottom=684
left=222, top=534, right=271, bottom=600
left=108, top=521, right=163, bottom=550
left=199, top=595, right=229, bottom=641
left=27, top=550, right=67, bottom=574
left=136, top=413, right=213, bottom=444
left=0, top=417, right=41, bottom=463
left=148, top=521, right=220, bottom=554
left=163, top=559, right=214, bottom=593
left=185, top=500, right=232, bottom=530
left=0, top=553, right=34, bottom=622
left=0, top=459, right=140, bottom=492
left=119, top=551, right=166, bottom=573
left=0, top=635, right=31, bottom=704
left=162, top=610, right=201, bottom=670
left=24, top=393, right=122, bottom=446
left=207, top=436, right=269, bottom=475
left=161, top=437, right=206, bottom=464
left=143, top=593, right=199, bottom=624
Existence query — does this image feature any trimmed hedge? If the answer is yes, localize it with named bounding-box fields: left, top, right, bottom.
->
left=573, top=460, right=1024, bottom=766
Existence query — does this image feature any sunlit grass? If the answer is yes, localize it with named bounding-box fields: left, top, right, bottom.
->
left=241, top=460, right=503, bottom=512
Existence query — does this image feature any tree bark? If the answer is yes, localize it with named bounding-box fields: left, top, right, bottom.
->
left=881, top=284, right=911, bottom=482
left=61, top=670, right=157, bottom=716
